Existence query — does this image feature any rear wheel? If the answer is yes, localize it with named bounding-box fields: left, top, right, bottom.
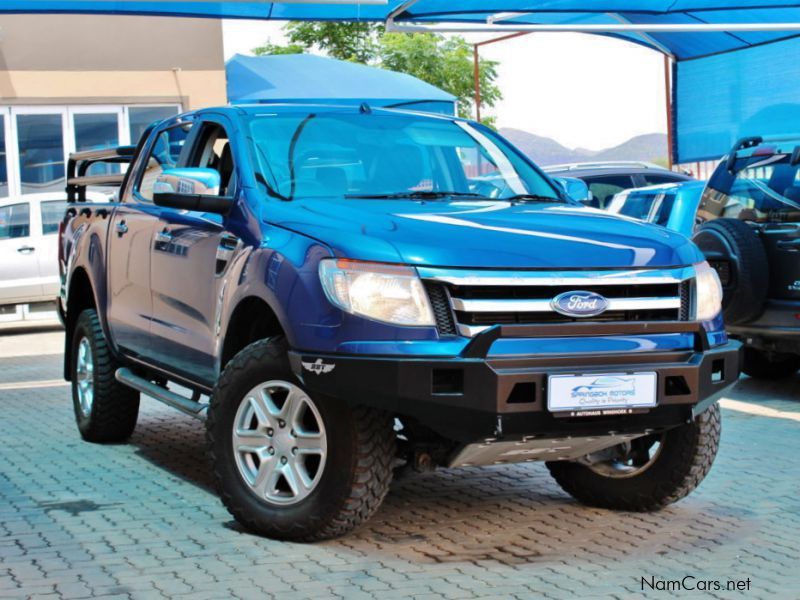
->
left=742, top=347, right=800, bottom=379
left=207, top=337, right=395, bottom=541
left=547, top=403, right=721, bottom=511
left=70, top=309, right=140, bottom=442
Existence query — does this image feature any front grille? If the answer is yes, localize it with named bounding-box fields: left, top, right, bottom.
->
left=424, top=274, right=693, bottom=337
left=424, top=281, right=457, bottom=335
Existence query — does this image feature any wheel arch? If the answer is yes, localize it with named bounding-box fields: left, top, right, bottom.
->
left=220, top=296, right=286, bottom=370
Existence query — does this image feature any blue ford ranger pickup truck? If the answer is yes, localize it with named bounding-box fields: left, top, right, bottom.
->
left=59, top=105, right=740, bottom=541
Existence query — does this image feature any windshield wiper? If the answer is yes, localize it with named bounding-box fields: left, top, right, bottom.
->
left=345, top=191, right=483, bottom=200
left=502, top=194, right=565, bottom=203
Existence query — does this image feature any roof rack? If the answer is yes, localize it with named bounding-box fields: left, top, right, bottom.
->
left=66, top=145, right=136, bottom=202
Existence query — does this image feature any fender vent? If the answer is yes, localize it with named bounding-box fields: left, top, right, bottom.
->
left=424, top=282, right=457, bottom=335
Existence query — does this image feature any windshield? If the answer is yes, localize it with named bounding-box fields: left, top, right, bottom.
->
left=246, top=111, right=562, bottom=202
left=704, top=154, right=800, bottom=220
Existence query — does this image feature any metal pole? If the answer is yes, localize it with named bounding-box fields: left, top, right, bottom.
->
left=473, top=44, right=482, bottom=122
left=471, top=32, right=530, bottom=123
left=663, top=54, right=674, bottom=170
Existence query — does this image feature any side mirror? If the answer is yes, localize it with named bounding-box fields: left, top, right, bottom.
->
left=152, top=167, right=233, bottom=215
left=555, top=177, right=592, bottom=204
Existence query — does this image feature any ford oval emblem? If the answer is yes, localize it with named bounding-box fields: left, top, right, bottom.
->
left=551, top=290, right=610, bottom=318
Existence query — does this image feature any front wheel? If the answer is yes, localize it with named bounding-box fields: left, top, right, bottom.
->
left=546, top=403, right=721, bottom=511
left=207, top=337, right=395, bottom=541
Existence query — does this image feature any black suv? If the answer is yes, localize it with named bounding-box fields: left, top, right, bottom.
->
left=693, top=136, right=800, bottom=379
left=543, top=161, right=692, bottom=209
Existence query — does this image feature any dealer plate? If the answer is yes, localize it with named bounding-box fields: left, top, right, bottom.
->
left=547, top=372, right=657, bottom=414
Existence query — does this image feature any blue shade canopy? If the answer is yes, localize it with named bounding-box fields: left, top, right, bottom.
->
left=3, top=2, right=800, bottom=61
left=7, top=1, right=800, bottom=162
left=226, top=54, right=456, bottom=114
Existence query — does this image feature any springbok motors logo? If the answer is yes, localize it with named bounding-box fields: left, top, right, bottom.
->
left=302, top=358, right=336, bottom=375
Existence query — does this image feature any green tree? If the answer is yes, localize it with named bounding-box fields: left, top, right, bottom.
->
left=252, top=22, right=501, bottom=122
left=379, top=32, right=500, bottom=121
left=253, top=21, right=383, bottom=64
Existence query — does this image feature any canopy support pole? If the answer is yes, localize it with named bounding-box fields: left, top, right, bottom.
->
left=472, top=32, right=530, bottom=123
left=664, top=54, right=674, bottom=170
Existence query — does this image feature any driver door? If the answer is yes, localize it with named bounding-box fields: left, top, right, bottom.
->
left=148, top=118, right=241, bottom=385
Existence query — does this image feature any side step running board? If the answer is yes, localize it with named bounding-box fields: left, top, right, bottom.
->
left=115, top=368, right=208, bottom=421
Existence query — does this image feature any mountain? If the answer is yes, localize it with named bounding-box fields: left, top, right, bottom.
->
left=499, top=128, right=668, bottom=167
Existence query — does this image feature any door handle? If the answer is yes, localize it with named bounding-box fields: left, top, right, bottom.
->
left=215, top=235, right=240, bottom=274
left=116, top=221, right=129, bottom=237
left=154, top=230, right=173, bottom=244
left=777, top=239, right=800, bottom=251
left=17, top=246, right=35, bottom=254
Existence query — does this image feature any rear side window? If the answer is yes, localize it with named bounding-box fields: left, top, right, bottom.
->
left=135, top=123, right=192, bottom=201
left=41, top=200, right=67, bottom=235
left=585, top=175, right=634, bottom=208
left=652, top=194, right=676, bottom=226
left=618, top=194, right=655, bottom=221
left=0, top=203, right=30, bottom=239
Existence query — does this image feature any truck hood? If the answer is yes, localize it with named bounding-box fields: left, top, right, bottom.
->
left=266, top=199, right=703, bottom=269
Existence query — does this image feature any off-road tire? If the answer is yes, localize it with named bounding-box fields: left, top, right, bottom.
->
left=742, top=347, right=800, bottom=379
left=71, top=309, right=140, bottom=442
left=546, top=403, right=721, bottom=511
left=693, top=218, right=768, bottom=325
left=207, top=337, right=395, bottom=541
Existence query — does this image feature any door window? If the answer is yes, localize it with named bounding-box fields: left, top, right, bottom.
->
left=0, top=203, right=31, bottom=239
left=16, top=114, right=66, bottom=195
left=0, top=118, right=8, bottom=199
left=190, top=123, right=237, bottom=196
left=585, top=175, right=634, bottom=209
left=41, top=201, right=68, bottom=235
left=135, top=123, right=193, bottom=201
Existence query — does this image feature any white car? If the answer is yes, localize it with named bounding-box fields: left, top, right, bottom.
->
left=0, top=192, right=106, bottom=324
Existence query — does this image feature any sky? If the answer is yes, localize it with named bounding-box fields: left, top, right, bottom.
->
left=222, top=20, right=668, bottom=151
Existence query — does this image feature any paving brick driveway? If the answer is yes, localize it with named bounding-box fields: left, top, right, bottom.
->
left=1, top=350, right=799, bottom=599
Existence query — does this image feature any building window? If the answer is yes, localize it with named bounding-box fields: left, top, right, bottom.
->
left=16, top=114, right=66, bottom=195
left=129, top=106, right=180, bottom=145
left=0, top=118, right=8, bottom=198
left=75, top=113, right=121, bottom=175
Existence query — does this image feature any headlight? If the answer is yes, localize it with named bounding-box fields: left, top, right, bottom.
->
left=319, top=259, right=435, bottom=327
left=694, top=261, right=723, bottom=321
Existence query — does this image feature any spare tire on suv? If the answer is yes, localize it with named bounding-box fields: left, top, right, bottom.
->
left=692, top=218, right=769, bottom=325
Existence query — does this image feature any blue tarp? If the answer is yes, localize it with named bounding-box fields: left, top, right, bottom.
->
left=226, top=54, right=456, bottom=115
left=675, top=36, right=800, bottom=163
left=5, top=1, right=800, bottom=162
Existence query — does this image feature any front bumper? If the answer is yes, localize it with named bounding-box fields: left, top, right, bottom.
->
left=290, top=321, right=741, bottom=443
